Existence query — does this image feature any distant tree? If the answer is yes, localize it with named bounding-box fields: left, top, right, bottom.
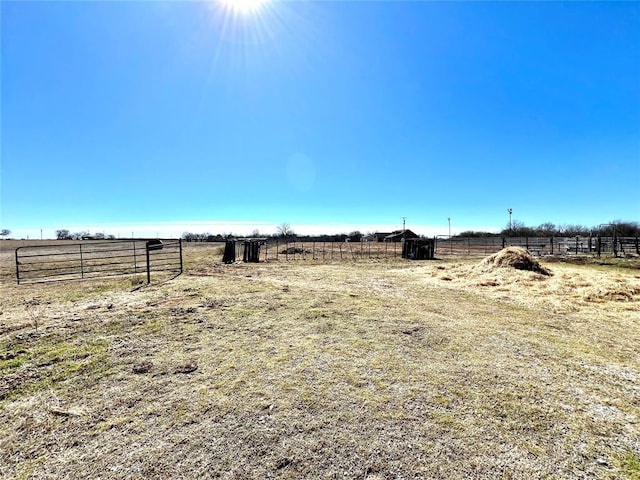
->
left=501, top=220, right=535, bottom=237
left=276, top=223, right=295, bottom=238
left=557, top=224, right=589, bottom=237
left=251, top=229, right=261, bottom=238
left=348, top=231, right=363, bottom=242
left=597, top=224, right=614, bottom=236
left=537, top=222, right=557, bottom=236
left=56, top=229, right=72, bottom=240
left=457, top=230, right=500, bottom=238
left=0, top=229, right=10, bottom=239
left=594, top=221, right=640, bottom=237
left=609, top=221, right=640, bottom=236
left=193, top=232, right=210, bottom=242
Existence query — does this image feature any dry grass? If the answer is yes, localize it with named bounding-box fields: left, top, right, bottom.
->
left=0, top=242, right=639, bottom=479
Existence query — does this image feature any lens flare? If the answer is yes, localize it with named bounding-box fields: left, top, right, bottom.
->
left=221, top=0, right=268, bottom=14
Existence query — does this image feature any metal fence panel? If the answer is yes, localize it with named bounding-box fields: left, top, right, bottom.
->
left=433, top=236, right=638, bottom=257
left=15, top=239, right=182, bottom=284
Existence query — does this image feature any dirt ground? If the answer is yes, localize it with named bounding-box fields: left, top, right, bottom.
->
left=1, top=242, right=639, bottom=479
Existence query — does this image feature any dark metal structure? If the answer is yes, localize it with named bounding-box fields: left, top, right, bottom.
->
left=222, top=240, right=237, bottom=264
left=402, top=238, right=435, bottom=260
left=242, top=240, right=265, bottom=263
left=15, top=239, right=182, bottom=284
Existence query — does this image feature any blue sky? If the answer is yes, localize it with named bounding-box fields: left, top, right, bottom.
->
left=2, top=0, right=639, bottom=239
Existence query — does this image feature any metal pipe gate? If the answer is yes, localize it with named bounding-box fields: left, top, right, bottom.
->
left=15, top=239, right=182, bottom=284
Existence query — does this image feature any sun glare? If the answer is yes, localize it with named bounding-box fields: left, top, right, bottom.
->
left=221, top=0, right=268, bottom=14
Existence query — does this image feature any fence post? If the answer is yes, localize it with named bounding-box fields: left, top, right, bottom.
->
left=179, top=239, right=183, bottom=273
left=575, top=236, right=579, bottom=255
left=79, top=244, right=84, bottom=279
left=15, top=248, right=20, bottom=284
left=146, top=243, right=151, bottom=284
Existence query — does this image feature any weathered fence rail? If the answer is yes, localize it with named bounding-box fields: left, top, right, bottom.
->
left=15, top=239, right=182, bottom=284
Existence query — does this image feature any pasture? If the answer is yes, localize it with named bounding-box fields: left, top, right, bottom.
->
left=1, top=241, right=639, bottom=479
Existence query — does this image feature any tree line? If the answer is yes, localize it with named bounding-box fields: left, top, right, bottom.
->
left=181, top=230, right=366, bottom=243
left=459, top=220, right=640, bottom=238
left=19, top=219, right=639, bottom=243
left=55, top=230, right=116, bottom=240
left=182, top=222, right=367, bottom=243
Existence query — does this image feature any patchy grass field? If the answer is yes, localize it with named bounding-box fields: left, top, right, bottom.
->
left=1, top=242, right=639, bottom=479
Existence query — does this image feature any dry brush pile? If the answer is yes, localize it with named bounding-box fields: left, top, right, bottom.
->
left=477, top=246, right=553, bottom=276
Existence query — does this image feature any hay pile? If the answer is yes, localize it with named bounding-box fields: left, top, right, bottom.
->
left=478, top=247, right=553, bottom=276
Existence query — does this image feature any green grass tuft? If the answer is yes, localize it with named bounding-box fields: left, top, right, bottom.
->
left=620, top=450, right=640, bottom=480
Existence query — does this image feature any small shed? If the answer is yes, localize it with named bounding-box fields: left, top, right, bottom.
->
left=385, top=229, right=420, bottom=243
left=402, top=238, right=435, bottom=260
